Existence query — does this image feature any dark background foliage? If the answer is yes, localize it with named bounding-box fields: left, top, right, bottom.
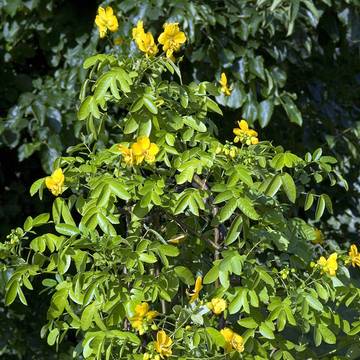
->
left=0, top=0, right=359, bottom=358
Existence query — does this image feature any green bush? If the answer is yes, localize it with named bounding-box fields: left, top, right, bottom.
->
left=2, top=15, right=360, bottom=359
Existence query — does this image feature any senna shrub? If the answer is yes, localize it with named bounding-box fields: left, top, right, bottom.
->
left=2, top=16, right=360, bottom=360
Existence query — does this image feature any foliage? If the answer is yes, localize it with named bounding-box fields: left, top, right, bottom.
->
left=1, top=1, right=360, bottom=359
left=2, top=25, right=360, bottom=359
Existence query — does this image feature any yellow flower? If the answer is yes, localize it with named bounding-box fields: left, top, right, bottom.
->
left=135, top=302, right=150, bottom=317
left=118, top=144, right=135, bottom=166
left=45, top=168, right=65, bottom=196
left=207, top=298, right=227, bottom=315
left=131, top=136, right=159, bottom=164
left=188, top=276, right=202, bottom=303
left=317, top=253, right=338, bottom=276
left=130, top=302, right=158, bottom=334
left=312, top=228, right=325, bottom=245
left=132, top=20, right=145, bottom=42
left=232, top=333, right=245, bottom=352
left=158, top=23, right=186, bottom=59
left=119, top=137, right=159, bottom=166
left=219, top=72, right=231, bottom=96
left=95, top=6, right=119, bottom=38
left=132, top=21, right=158, bottom=56
left=137, top=32, right=159, bottom=57
left=233, top=119, right=259, bottom=145
left=154, top=330, right=172, bottom=358
left=220, top=328, right=244, bottom=353
left=349, top=244, right=360, bottom=267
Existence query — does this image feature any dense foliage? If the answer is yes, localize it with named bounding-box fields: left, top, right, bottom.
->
left=1, top=0, right=360, bottom=358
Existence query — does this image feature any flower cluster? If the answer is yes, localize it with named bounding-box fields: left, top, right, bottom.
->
left=220, top=328, right=245, bottom=353
left=219, top=72, right=231, bottom=96
left=154, top=330, right=173, bottom=358
left=132, top=21, right=186, bottom=59
left=132, top=21, right=158, bottom=57
left=45, top=168, right=64, bottom=196
left=317, top=253, right=338, bottom=276
left=215, top=143, right=239, bottom=158
left=233, top=119, right=259, bottom=145
left=95, top=7, right=119, bottom=38
left=207, top=298, right=227, bottom=315
left=349, top=244, right=360, bottom=267
left=118, top=136, right=159, bottom=166
left=130, top=302, right=158, bottom=335
left=158, top=23, right=186, bottom=59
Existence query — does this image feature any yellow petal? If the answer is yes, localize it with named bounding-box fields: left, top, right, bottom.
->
left=148, top=143, right=159, bottom=156
left=105, top=6, right=114, bottom=16
left=239, top=120, right=249, bottom=131
left=45, top=177, right=55, bottom=189
left=220, top=328, right=234, bottom=342
left=131, top=142, right=144, bottom=156
left=97, top=6, right=105, bottom=16
left=136, top=136, right=151, bottom=151
left=220, top=72, right=227, bottom=87
left=231, top=334, right=244, bottom=352
left=52, top=168, right=64, bottom=183
left=174, top=31, right=186, bottom=44
left=135, top=302, right=149, bottom=317
left=194, top=276, right=202, bottom=292
left=317, top=256, right=327, bottom=267
left=157, top=330, right=167, bottom=345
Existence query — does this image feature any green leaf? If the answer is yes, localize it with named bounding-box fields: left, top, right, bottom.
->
left=32, top=213, right=50, bottom=227
left=281, top=173, right=296, bottom=203
left=218, top=198, right=237, bottom=222
left=282, top=95, right=302, bottom=126
left=206, top=98, right=223, bottom=115
left=5, top=281, right=18, bottom=306
left=224, top=215, right=242, bottom=245
left=235, top=166, right=253, bottom=187
left=203, top=264, right=219, bottom=284
left=258, top=98, right=274, bottom=128
left=30, top=178, right=44, bottom=197
left=238, top=317, right=258, bottom=329
left=143, top=96, right=158, bottom=114
left=124, top=117, right=139, bottom=134
left=139, top=253, right=157, bottom=263
left=78, top=96, right=100, bottom=120
left=130, top=98, right=144, bottom=112
left=205, top=327, right=225, bottom=346
left=265, top=175, right=282, bottom=197
left=249, top=56, right=265, bottom=80
left=322, top=193, right=333, bottom=214
left=306, top=294, right=323, bottom=311
left=318, top=324, right=336, bottom=344
left=47, top=328, right=59, bottom=346
left=315, top=195, right=326, bottom=221
left=237, top=197, right=259, bottom=220
left=81, top=303, right=96, bottom=331
left=304, top=192, right=314, bottom=211
left=259, top=322, right=275, bottom=339
left=174, top=266, right=194, bottom=285
left=229, top=288, right=248, bottom=314
left=182, top=116, right=207, bottom=132
left=55, top=223, right=80, bottom=236
left=109, top=181, right=131, bottom=200
left=158, top=245, right=179, bottom=257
